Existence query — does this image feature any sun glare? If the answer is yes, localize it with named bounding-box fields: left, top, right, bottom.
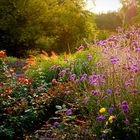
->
left=86, top=0, right=122, bottom=13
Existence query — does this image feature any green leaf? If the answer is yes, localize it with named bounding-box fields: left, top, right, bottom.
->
left=55, top=105, right=62, bottom=110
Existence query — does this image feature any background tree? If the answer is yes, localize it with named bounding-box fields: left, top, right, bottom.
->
left=119, top=0, right=140, bottom=26
left=0, top=0, right=96, bottom=57
left=95, top=12, right=122, bottom=31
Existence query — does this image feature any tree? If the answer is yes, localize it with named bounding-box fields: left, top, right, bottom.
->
left=0, top=0, right=96, bottom=57
left=119, top=0, right=140, bottom=26
left=95, top=12, right=122, bottom=31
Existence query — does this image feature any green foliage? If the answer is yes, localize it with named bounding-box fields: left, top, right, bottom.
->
left=95, top=12, right=122, bottom=31
left=119, top=0, right=140, bottom=26
left=26, top=47, right=99, bottom=87
left=96, top=30, right=111, bottom=40
left=0, top=55, right=55, bottom=139
left=0, top=0, right=96, bottom=57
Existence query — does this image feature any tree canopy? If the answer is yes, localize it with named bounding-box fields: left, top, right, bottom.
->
left=0, top=0, right=96, bottom=57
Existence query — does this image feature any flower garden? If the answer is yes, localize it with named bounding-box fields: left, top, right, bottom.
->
left=0, top=27, right=140, bottom=140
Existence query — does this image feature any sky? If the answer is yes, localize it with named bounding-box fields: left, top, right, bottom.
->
left=86, top=0, right=122, bottom=13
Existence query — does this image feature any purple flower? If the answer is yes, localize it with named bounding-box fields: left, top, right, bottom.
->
left=125, top=48, right=130, bottom=53
left=74, top=79, right=79, bottom=83
left=86, top=54, right=92, bottom=59
left=100, top=74, right=105, bottom=78
left=69, top=74, right=76, bottom=80
left=135, top=47, right=140, bottom=52
left=90, top=79, right=98, bottom=85
left=59, top=70, right=66, bottom=76
left=104, top=95, right=108, bottom=99
left=56, top=65, right=61, bottom=69
left=122, top=34, right=126, bottom=38
left=100, top=80, right=105, bottom=84
left=125, top=82, right=130, bottom=87
left=110, top=57, right=119, bottom=64
left=65, top=68, right=70, bottom=71
left=53, top=121, right=59, bottom=126
left=127, top=66, right=131, bottom=70
left=77, top=45, right=84, bottom=50
left=133, top=89, right=138, bottom=93
left=124, top=119, right=129, bottom=124
left=131, top=66, right=139, bottom=73
left=131, top=41, right=138, bottom=46
left=97, top=62, right=102, bottom=66
left=108, top=107, right=114, bottom=113
left=96, top=115, right=105, bottom=121
left=50, top=65, right=56, bottom=70
left=66, top=109, right=72, bottom=115
left=80, top=74, right=87, bottom=81
left=122, top=101, right=129, bottom=113
left=107, top=89, right=112, bottom=94
left=91, top=90, right=99, bottom=95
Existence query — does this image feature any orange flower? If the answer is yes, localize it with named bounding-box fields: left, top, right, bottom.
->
left=9, top=69, right=14, bottom=73
left=0, top=51, right=5, bottom=56
left=52, top=78, right=57, bottom=83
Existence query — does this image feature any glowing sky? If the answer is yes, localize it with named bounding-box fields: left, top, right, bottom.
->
left=86, top=0, right=122, bottom=13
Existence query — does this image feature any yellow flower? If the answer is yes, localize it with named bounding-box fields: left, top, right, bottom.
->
left=108, top=115, right=115, bottom=123
left=106, top=121, right=108, bottom=125
left=99, top=107, right=106, bottom=113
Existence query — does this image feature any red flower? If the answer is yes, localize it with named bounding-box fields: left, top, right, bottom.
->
left=0, top=51, right=5, bottom=56
left=52, top=79, right=57, bottom=83
left=24, top=79, right=29, bottom=84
